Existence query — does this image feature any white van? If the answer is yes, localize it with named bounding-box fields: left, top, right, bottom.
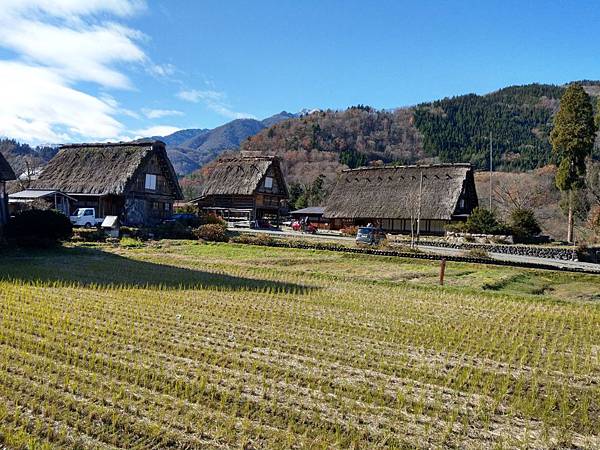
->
left=70, top=208, right=104, bottom=228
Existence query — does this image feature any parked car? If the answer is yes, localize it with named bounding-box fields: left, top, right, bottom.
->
left=70, top=208, right=104, bottom=228
left=356, top=226, right=386, bottom=245
left=164, top=213, right=200, bottom=227
left=251, top=219, right=275, bottom=230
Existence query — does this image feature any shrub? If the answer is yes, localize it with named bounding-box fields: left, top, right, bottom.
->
left=174, top=203, right=197, bottom=214
left=509, top=208, right=541, bottom=238
left=72, top=228, right=106, bottom=242
left=203, top=214, right=228, bottom=227
left=120, top=237, right=144, bottom=248
left=462, top=248, right=490, bottom=259
left=340, top=226, right=358, bottom=236
left=231, top=233, right=275, bottom=246
left=393, top=244, right=423, bottom=253
left=193, top=224, right=228, bottom=242
left=445, top=222, right=467, bottom=233
left=463, top=207, right=510, bottom=235
left=373, top=238, right=390, bottom=250
left=6, top=209, right=73, bottom=247
left=152, top=221, right=194, bottom=240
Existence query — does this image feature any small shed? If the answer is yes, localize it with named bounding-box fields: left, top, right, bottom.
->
left=101, top=215, right=120, bottom=238
left=290, top=206, right=327, bottom=226
left=9, top=189, right=76, bottom=216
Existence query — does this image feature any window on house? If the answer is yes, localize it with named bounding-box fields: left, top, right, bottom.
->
left=145, top=174, right=157, bottom=190
left=152, top=202, right=160, bottom=210
left=264, top=176, right=273, bottom=189
left=164, top=203, right=170, bottom=211
left=459, top=198, right=465, bottom=209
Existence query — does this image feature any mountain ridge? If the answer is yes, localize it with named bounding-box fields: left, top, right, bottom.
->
left=156, top=111, right=298, bottom=174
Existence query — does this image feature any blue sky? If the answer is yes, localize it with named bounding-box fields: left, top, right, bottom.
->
left=1, top=0, right=599, bottom=144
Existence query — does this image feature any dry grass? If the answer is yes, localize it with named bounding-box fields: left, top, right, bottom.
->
left=0, top=241, right=599, bottom=449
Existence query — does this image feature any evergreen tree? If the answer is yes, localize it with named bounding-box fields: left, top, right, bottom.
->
left=550, top=84, right=597, bottom=243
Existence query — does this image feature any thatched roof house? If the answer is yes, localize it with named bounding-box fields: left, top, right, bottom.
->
left=324, top=163, right=478, bottom=234
left=0, top=152, right=16, bottom=226
left=190, top=155, right=288, bottom=223
left=34, top=141, right=183, bottom=226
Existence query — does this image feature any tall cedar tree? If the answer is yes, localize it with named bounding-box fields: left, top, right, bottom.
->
left=549, top=84, right=596, bottom=243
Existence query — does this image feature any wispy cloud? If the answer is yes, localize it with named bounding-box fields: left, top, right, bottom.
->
left=147, top=63, right=176, bottom=78
left=177, top=89, right=256, bottom=120
left=0, top=2, right=147, bottom=89
left=0, top=61, right=122, bottom=143
left=142, top=108, right=184, bottom=119
left=0, top=0, right=180, bottom=144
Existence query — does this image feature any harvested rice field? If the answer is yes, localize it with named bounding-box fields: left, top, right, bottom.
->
left=0, top=241, right=599, bottom=449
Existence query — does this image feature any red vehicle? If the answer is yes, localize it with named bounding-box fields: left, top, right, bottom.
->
left=292, top=220, right=317, bottom=234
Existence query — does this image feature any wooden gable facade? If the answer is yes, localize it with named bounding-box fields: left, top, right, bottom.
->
left=33, top=141, right=183, bottom=227
left=191, top=156, right=288, bottom=221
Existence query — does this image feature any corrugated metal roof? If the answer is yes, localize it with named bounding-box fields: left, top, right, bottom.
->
left=290, top=206, right=325, bottom=215
left=9, top=189, right=77, bottom=200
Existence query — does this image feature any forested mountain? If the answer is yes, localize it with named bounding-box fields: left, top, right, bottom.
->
left=148, top=128, right=209, bottom=147
left=413, top=84, right=566, bottom=170
left=155, top=112, right=298, bottom=174
left=234, top=82, right=600, bottom=185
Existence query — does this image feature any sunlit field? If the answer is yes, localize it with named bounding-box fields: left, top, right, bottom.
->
left=0, top=241, right=599, bottom=449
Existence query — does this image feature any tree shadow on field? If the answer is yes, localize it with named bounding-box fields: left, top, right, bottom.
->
left=0, top=245, right=314, bottom=294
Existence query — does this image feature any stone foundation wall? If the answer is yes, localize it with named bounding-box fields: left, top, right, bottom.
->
left=419, top=239, right=577, bottom=261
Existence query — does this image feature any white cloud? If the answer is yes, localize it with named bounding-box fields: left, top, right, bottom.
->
left=0, top=0, right=145, bottom=21
left=177, top=89, right=256, bottom=120
left=0, top=61, right=122, bottom=144
left=0, top=0, right=170, bottom=144
left=133, top=125, right=181, bottom=138
left=177, top=89, right=223, bottom=103
left=148, top=63, right=176, bottom=78
left=142, top=108, right=184, bottom=119
left=0, top=18, right=146, bottom=89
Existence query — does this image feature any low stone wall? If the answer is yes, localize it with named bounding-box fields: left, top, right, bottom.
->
left=445, top=231, right=514, bottom=244
left=234, top=238, right=597, bottom=273
left=416, top=240, right=577, bottom=261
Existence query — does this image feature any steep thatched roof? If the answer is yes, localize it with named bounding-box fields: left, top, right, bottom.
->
left=33, top=141, right=182, bottom=198
left=195, top=156, right=286, bottom=198
left=324, top=164, right=475, bottom=220
left=0, top=152, right=16, bottom=181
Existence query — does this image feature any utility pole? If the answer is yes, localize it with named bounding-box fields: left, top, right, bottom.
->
left=489, top=132, right=493, bottom=210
